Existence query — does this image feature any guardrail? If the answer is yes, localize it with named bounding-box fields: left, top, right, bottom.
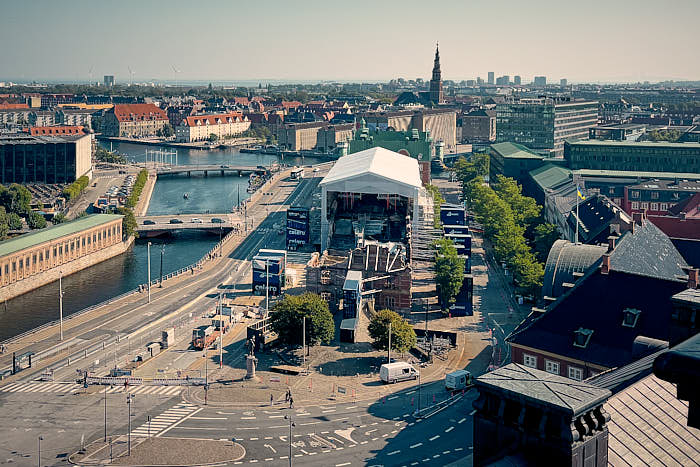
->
left=413, top=390, right=466, bottom=419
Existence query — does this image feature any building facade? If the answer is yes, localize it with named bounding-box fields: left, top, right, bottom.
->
left=459, top=109, right=496, bottom=143
left=102, top=103, right=169, bottom=137
left=0, top=214, right=123, bottom=291
left=564, top=140, right=700, bottom=173
left=315, top=123, right=354, bottom=153
left=360, top=109, right=457, bottom=152
left=0, top=134, right=92, bottom=184
left=496, top=98, right=598, bottom=157
left=175, top=112, right=251, bottom=142
left=277, top=122, right=327, bottom=151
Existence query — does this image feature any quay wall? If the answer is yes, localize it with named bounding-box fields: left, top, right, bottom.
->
left=134, top=171, right=157, bottom=217
left=1, top=236, right=134, bottom=302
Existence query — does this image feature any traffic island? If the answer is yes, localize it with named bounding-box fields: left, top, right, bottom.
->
left=71, top=436, right=245, bottom=466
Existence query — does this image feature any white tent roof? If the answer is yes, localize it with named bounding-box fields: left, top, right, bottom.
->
left=320, top=147, right=422, bottom=198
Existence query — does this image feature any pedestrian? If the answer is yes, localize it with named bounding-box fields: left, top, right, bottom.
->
left=270, top=393, right=274, bottom=406
left=285, top=390, right=289, bottom=402
left=289, top=396, right=294, bottom=409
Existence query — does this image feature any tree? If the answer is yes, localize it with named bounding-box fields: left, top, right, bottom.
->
left=425, top=184, right=445, bottom=228
left=533, top=223, right=560, bottom=262
left=368, top=309, right=417, bottom=353
left=1, top=184, right=32, bottom=216
left=7, top=212, right=22, bottom=230
left=269, top=293, right=335, bottom=347
left=208, top=133, right=218, bottom=143
left=118, top=207, right=137, bottom=238
left=52, top=213, right=68, bottom=224
left=511, top=252, right=545, bottom=297
left=493, top=175, right=541, bottom=227
left=27, top=211, right=47, bottom=229
left=454, top=153, right=489, bottom=187
left=0, top=206, right=9, bottom=240
left=161, top=123, right=174, bottom=138
left=434, top=237, right=466, bottom=308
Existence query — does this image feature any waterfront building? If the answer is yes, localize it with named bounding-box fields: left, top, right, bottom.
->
left=564, top=140, right=700, bottom=173
left=277, top=121, right=327, bottom=151
left=429, top=44, right=444, bottom=104
left=102, top=103, right=169, bottom=137
left=0, top=133, right=92, bottom=184
left=315, top=123, right=354, bottom=153
left=175, top=112, right=251, bottom=142
left=496, top=97, right=598, bottom=157
left=0, top=214, right=124, bottom=300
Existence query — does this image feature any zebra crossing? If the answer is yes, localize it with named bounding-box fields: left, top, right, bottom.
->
left=0, top=381, right=184, bottom=396
left=131, top=402, right=201, bottom=438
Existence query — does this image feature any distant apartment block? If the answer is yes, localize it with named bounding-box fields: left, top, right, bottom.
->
left=175, top=112, right=251, bottom=142
left=533, top=76, right=547, bottom=87
left=277, top=122, right=328, bottom=151
left=496, top=98, right=598, bottom=157
left=0, top=133, right=92, bottom=184
left=459, top=109, right=496, bottom=143
left=102, top=103, right=168, bottom=137
left=564, top=140, right=700, bottom=173
left=104, top=75, right=115, bottom=87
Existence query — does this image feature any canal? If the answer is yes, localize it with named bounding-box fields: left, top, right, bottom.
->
left=0, top=142, right=325, bottom=341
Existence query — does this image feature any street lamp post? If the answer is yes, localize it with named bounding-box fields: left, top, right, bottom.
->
left=387, top=321, right=392, bottom=364
left=38, top=436, right=43, bottom=467
left=126, top=393, right=134, bottom=456
left=284, top=415, right=295, bottom=467
left=147, top=242, right=152, bottom=303
left=159, top=244, right=164, bottom=287
left=104, top=385, right=109, bottom=442
left=59, top=272, right=64, bottom=341
left=265, top=259, right=269, bottom=315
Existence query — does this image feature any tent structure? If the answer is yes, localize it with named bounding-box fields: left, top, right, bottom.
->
left=319, top=147, right=422, bottom=251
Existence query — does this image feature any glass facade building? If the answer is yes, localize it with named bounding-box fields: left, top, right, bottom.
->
left=496, top=98, right=598, bottom=157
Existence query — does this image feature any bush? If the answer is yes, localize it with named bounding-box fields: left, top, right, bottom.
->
left=368, top=309, right=417, bottom=353
left=27, top=211, right=47, bottom=229
left=63, top=175, right=90, bottom=201
left=7, top=212, right=23, bottom=230
left=434, top=237, right=466, bottom=308
left=52, top=213, right=68, bottom=224
left=118, top=207, right=137, bottom=238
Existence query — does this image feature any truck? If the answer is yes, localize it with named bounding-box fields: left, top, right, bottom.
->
left=191, top=325, right=219, bottom=350
left=211, top=314, right=231, bottom=333
left=379, top=362, right=419, bottom=384
left=161, top=327, right=175, bottom=349
left=445, top=370, right=472, bottom=391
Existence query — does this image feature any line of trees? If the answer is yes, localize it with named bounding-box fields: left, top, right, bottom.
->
left=126, top=170, right=148, bottom=209
left=433, top=237, right=466, bottom=309
left=62, top=175, right=90, bottom=201
left=424, top=184, right=445, bottom=229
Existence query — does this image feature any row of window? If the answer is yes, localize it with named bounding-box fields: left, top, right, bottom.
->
left=630, top=201, right=668, bottom=211
left=522, top=353, right=585, bottom=381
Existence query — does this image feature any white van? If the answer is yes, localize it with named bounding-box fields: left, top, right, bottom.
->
left=380, top=362, right=419, bottom=384
left=445, top=370, right=472, bottom=391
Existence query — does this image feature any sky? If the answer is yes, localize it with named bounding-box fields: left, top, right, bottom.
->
left=1, top=0, right=699, bottom=84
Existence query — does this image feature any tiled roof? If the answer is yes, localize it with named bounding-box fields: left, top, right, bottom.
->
left=183, top=112, right=247, bottom=127
left=30, top=126, right=85, bottom=136
left=605, top=374, right=700, bottom=466
left=111, top=104, right=167, bottom=123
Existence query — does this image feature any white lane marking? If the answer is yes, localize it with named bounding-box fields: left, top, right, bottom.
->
left=190, top=416, right=227, bottom=420
left=241, top=416, right=256, bottom=420
left=365, top=429, right=377, bottom=435
left=387, top=450, right=400, bottom=456
left=458, top=417, right=467, bottom=424
left=429, top=435, right=440, bottom=441
left=336, top=463, right=351, bottom=467
left=410, top=442, right=423, bottom=449
left=268, top=415, right=284, bottom=418
left=469, top=410, right=477, bottom=416
left=445, top=426, right=454, bottom=433
left=387, top=396, right=398, bottom=400
left=156, top=407, right=203, bottom=437
left=455, top=447, right=463, bottom=451
left=298, top=421, right=320, bottom=426
left=322, top=409, right=336, bottom=413
left=173, top=426, right=220, bottom=430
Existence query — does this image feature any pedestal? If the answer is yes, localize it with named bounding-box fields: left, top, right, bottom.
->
left=245, top=355, right=258, bottom=379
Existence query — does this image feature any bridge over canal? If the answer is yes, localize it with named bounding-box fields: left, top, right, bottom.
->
left=155, top=165, right=269, bottom=177
left=136, top=213, right=243, bottom=236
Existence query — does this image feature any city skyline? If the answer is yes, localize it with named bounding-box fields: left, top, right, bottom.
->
left=2, top=0, right=700, bottom=84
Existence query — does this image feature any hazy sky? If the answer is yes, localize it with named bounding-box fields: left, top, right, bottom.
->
left=2, top=0, right=699, bottom=84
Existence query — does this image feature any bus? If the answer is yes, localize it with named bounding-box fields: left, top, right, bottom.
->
left=290, top=167, right=304, bottom=180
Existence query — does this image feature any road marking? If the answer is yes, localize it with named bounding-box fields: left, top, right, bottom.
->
left=268, top=415, right=284, bottom=418
left=458, top=417, right=467, bottom=424
left=406, top=390, right=416, bottom=395
left=443, top=450, right=451, bottom=454
left=190, top=416, right=227, bottom=420
left=299, top=421, right=320, bottom=426
left=388, top=450, right=400, bottom=456
left=250, top=437, right=259, bottom=441
left=336, top=463, right=351, bottom=466
left=408, top=422, right=415, bottom=427
left=241, top=416, right=257, bottom=420
left=445, top=426, right=454, bottom=433
left=372, top=438, right=378, bottom=441
left=322, top=409, right=336, bottom=413
left=387, top=396, right=398, bottom=400
left=237, top=427, right=259, bottom=430
left=469, top=410, right=477, bottom=416
left=265, top=459, right=273, bottom=462
left=410, top=442, right=423, bottom=449
left=360, top=441, right=368, bottom=445
left=264, top=444, right=276, bottom=453
left=429, top=435, right=440, bottom=441
left=175, top=426, right=219, bottom=430
left=365, top=429, right=377, bottom=435
left=455, top=447, right=463, bottom=451
left=335, top=417, right=349, bottom=421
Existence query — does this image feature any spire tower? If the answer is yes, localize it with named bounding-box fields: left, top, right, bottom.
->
left=429, top=42, right=444, bottom=105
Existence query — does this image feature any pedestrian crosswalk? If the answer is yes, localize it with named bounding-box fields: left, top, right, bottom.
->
left=131, top=402, right=201, bottom=438
left=0, top=381, right=184, bottom=396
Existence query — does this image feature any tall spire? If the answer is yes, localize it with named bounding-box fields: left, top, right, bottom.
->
left=430, top=42, right=443, bottom=105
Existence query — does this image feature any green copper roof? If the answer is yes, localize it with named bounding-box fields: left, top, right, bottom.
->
left=490, top=142, right=543, bottom=159
left=0, top=214, right=123, bottom=258
left=568, top=140, right=700, bottom=149
left=529, top=164, right=572, bottom=190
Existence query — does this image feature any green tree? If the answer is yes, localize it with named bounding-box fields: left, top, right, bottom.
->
left=161, top=123, right=174, bottom=138
left=7, top=212, right=22, bottom=230
left=0, top=206, right=9, bottom=240
left=269, top=293, right=335, bottom=347
left=434, top=237, right=466, bottom=308
left=27, top=211, right=47, bottom=229
left=126, top=169, right=148, bottom=208
left=2, top=184, right=32, bottom=216
left=425, top=184, right=445, bottom=228
left=52, top=212, right=68, bottom=224
left=533, top=223, right=560, bottom=262
left=368, top=309, right=417, bottom=353
left=493, top=175, right=541, bottom=227
left=208, top=133, right=218, bottom=143
left=454, top=153, right=489, bottom=187
left=511, top=252, right=545, bottom=297
left=118, top=207, right=137, bottom=238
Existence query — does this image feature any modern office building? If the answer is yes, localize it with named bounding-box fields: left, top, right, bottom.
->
left=513, top=75, right=522, bottom=85
left=459, top=109, right=496, bottom=143
left=0, top=133, right=92, bottom=184
left=102, top=103, right=169, bottom=137
left=564, top=140, right=700, bottom=173
left=496, top=97, right=598, bottom=157
left=487, top=72, right=494, bottom=85
left=104, top=75, right=115, bottom=87
left=560, top=78, right=568, bottom=87
left=533, top=76, right=547, bottom=87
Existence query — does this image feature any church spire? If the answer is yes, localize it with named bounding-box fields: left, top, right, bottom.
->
left=429, top=42, right=443, bottom=105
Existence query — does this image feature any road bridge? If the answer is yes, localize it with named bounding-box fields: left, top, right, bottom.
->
left=155, top=164, right=268, bottom=177
left=136, top=213, right=243, bottom=236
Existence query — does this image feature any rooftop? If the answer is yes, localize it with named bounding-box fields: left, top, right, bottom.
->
left=529, top=163, right=572, bottom=191
left=576, top=169, right=700, bottom=181
left=0, top=214, right=123, bottom=258
left=567, top=139, right=700, bottom=149
left=490, top=142, right=543, bottom=159
left=476, top=363, right=610, bottom=416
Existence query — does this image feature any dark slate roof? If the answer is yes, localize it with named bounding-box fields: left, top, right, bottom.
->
left=586, top=347, right=667, bottom=394
left=605, top=374, right=700, bottom=466
left=566, top=194, right=618, bottom=244
left=672, top=287, right=700, bottom=306
left=542, top=240, right=606, bottom=298
left=476, top=363, right=610, bottom=416
left=609, top=219, right=688, bottom=281
left=508, top=271, right=688, bottom=368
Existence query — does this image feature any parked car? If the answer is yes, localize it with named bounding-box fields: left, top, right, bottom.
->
left=143, top=220, right=156, bottom=225
left=191, top=218, right=203, bottom=223
left=211, top=218, right=224, bottom=223
left=169, top=219, right=184, bottom=224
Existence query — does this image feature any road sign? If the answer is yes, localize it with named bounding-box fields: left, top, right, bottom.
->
left=337, top=386, right=346, bottom=395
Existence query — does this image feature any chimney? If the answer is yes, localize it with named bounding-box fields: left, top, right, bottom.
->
left=607, top=235, right=616, bottom=252
left=473, top=364, right=611, bottom=466
left=632, top=211, right=646, bottom=226
left=600, top=254, right=611, bottom=275
left=688, top=268, right=699, bottom=289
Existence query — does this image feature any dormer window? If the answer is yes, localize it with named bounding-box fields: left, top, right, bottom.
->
left=622, top=308, right=641, bottom=328
left=573, top=328, right=593, bottom=348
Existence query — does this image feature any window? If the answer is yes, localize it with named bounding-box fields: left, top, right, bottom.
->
left=650, top=203, right=658, bottom=211
left=545, top=360, right=560, bottom=375
left=660, top=203, right=668, bottom=211
left=631, top=190, right=640, bottom=198
left=568, top=366, right=583, bottom=381
left=651, top=191, right=659, bottom=199
left=573, top=328, right=593, bottom=348
left=641, top=202, right=649, bottom=209
left=631, top=202, right=639, bottom=209
left=523, top=354, right=537, bottom=368
left=385, top=296, right=395, bottom=309
left=622, top=308, right=641, bottom=328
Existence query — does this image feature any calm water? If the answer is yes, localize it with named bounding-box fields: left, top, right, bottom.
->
left=0, top=142, right=325, bottom=340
